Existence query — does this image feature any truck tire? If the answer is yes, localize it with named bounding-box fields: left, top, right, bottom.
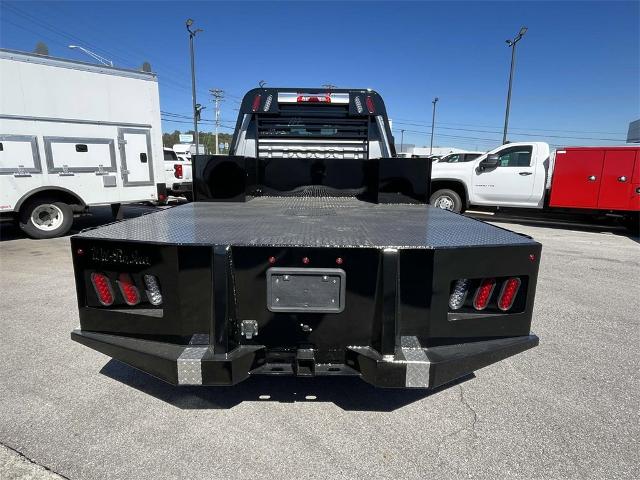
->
left=183, top=192, right=194, bottom=202
left=430, top=189, right=463, bottom=213
left=19, top=197, right=73, bottom=239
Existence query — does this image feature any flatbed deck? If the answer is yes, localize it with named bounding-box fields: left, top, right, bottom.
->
left=78, top=197, right=534, bottom=248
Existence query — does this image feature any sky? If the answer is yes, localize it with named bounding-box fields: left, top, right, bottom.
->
left=1, top=0, right=638, bottom=151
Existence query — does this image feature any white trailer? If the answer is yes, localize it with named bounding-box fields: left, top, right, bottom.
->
left=0, top=49, right=166, bottom=238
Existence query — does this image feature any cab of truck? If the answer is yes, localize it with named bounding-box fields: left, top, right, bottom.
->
left=430, top=142, right=550, bottom=212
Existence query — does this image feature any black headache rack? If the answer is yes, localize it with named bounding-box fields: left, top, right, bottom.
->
left=192, top=88, right=427, bottom=204
left=70, top=88, right=540, bottom=389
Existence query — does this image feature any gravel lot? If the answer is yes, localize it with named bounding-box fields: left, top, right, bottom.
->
left=1, top=206, right=638, bottom=480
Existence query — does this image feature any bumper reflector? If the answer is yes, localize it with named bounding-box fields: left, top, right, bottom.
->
left=91, top=272, right=114, bottom=306
left=498, top=277, right=521, bottom=311
left=143, top=274, right=163, bottom=306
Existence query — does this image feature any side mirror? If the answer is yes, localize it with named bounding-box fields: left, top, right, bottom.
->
left=479, top=154, right=500, bottom=170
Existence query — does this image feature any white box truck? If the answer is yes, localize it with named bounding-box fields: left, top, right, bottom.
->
left=0, top=49, right=166, bottom=238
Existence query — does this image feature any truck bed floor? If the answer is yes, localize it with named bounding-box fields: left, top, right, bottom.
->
left=77, top=197, right=535, bottom=248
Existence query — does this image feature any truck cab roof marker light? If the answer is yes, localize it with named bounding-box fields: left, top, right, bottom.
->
left=277, top=92, right=350, bottom=104
left=117, top=273, right=140, bottom=306
left=449, top=278, right=470, bottom=310
left=297, top=95, right=331, bottom=103
left=90, top=272, right=114, bottom=306
left=498, top=277, right=521, bottom=311
left=143, top=274, right=163, bottom=306
left=473, top=278, right=496, bottom=311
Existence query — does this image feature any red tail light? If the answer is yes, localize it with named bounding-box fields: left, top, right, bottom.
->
left=174, top=164, right=183, bottom=179
left=498, top=277, right=521, bottom=311
left=297, top=95, right=331, bottom=103
left=91, top=272, right=114, bottom=306
left=365, top=96, right=375, bottom=114
left=473, top=278, right=496, bottom=310
left=251, top=94, right=262, bottom=112
left=117, top=273, right=140, bottom=306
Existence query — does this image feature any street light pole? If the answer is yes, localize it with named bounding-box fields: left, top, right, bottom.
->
left=430, top=97, right=439, bottom=155
left=502, top=26, right=528, bottom=145
left=186, top=19, right=203, bottom=157
left=400, top=129, right=405, bottom=152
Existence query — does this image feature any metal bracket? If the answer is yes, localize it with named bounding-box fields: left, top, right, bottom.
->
left=14, top=165, right=31, bottom=177
left=95, top=164, right=107, bottom=176
left=241, top=320, right=258, bottom=340
left=118, top=139, right=127, bottom=146
left=60, top=165, right=74, bottom=176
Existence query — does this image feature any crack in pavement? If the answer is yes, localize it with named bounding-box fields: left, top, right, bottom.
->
left=458, top=384, right=479, bottom=438
left=434, top=384, right=480, bottom=465
left=0, top=441, right=69, bottom=480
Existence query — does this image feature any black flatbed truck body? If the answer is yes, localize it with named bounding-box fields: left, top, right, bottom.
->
left=71, top=88, right=540, bottom=389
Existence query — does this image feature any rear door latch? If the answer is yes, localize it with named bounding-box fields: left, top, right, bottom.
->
left=240, top=320, right=258, bottom=340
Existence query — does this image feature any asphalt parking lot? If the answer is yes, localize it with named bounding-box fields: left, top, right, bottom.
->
left=1, top=207, right=638, bottom=480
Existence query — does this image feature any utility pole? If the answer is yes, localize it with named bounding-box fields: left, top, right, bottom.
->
left=400, top=129, right=405, bottom=152
left=210, top=89, right=224, bottom=154
left=430, top=97, right=439, bottom=155
left=502, top=26, right=528, bottom=144
left=186, top=19, right=203, bottom=156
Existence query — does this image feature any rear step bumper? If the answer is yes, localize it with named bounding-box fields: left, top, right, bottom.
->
left=71, top=329, right=538, bottom=389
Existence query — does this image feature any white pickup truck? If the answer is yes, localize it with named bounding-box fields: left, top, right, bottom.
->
left=430, top=142, right=550, bottom=212
left=163, top=147, right=193, bottom=201
left=429, top=141, right=640, bottom=229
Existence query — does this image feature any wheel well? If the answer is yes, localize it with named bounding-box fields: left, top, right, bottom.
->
left=15, top=188, right=86, bottom=214
left=430, top=180, right=468, bottom=207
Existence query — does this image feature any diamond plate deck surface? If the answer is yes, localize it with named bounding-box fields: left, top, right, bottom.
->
left=77, top=197, right=535, bottom=248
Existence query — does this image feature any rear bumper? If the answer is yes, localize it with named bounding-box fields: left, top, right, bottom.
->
left=71, top=329, right=538, bottom=389
left=170, top=182, right=193, bottom=193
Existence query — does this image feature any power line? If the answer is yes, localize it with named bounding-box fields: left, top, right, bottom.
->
left=392, top=117, right=625, bottom=137
left=161, top=117, right=235, bottom=130
left=391, top=121, right=625, bottom=142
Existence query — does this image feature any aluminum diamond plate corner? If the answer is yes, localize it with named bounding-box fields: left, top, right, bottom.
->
left=177, top=347, right=208, bottom=385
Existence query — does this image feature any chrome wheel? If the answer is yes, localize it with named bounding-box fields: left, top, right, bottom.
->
left=434, top=195, right=455, bottom=211
left=31, top=204, right=64, bottom=231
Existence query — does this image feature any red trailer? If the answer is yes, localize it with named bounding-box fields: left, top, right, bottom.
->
left=430, top=142, right=639, bottom=230
left=550, top=146, right=640, bottom=213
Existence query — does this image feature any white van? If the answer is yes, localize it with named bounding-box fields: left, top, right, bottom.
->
left=0, top=49, right=166, bottom=238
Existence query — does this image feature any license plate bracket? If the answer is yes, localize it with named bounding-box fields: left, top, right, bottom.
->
left=266, top=267, right=346, bottom=313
